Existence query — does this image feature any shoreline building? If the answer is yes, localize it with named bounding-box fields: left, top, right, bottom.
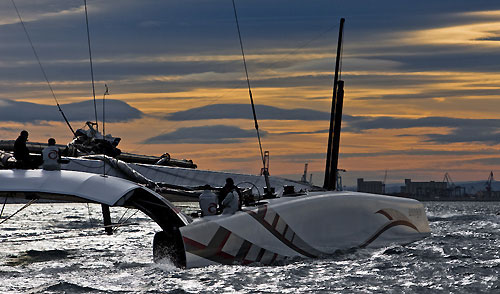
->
left=357, top=178, right=385, bottom=194
left=400, top=179, right=447, bottom=199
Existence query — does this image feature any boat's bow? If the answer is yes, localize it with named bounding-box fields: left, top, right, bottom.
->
left=179, top=191, right=430, bottom=268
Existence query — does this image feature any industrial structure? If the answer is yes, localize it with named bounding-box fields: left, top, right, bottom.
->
left=400, top=179, right=448, bottom=200
left=357, top=178, right=385, bottom=194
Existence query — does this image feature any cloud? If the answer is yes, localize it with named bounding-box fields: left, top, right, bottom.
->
left=220, top=152, right=327, bottom=163
left=0, top=99, right=143, bottom=123
left=221, top=148, right=500, bottom=163
left=356, top=88, right=500, bottom=101
left=345, top=115, right=498, bottom=131
left=273, top=152, right=327, bottom=163
left=275, top=129, right=328, bottom=135
left=344, top=115, right=500, bottom=145
left=165, top=104, right=330, bottom=121
left=0, top=3, right=86, bottom=26
left=463, top=157, right=500, bottom=165
left=340, top=149, right=500, bottom=158
left=143, top=125, right=265, bottom=144
left=401, top=20, right=500, bottom=48
left=424, top=127, right=500, bottom=145
left=0, top=127, right=17, bottom=132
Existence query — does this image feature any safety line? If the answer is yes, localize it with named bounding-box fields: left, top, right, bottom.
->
left=0, top=198, right=38, bottom=225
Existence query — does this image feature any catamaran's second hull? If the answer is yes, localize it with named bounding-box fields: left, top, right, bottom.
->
left=180, top=191, right=430, bottom=268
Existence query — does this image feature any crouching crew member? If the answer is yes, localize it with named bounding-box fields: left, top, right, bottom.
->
left=42, top=138, right=61, bottom=170
left=199, top=185, right=218, bottom=216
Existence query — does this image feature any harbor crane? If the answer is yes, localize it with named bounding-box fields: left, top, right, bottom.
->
left=301, top=163, right=309, bottom=183
left=485, top=171, right=494, bottom=198
left=443, top=172, right=465, bottom=198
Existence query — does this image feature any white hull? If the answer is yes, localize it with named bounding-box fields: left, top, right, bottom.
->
left=181, top=191, right=430, bottom=267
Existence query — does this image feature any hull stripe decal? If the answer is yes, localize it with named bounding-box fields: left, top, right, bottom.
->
left=257, top=206, right=267, bottom=219
left=183, top=226, right=283, bottom=266
left=218, top=230, right=232, bottom=252
left=183, top=227, right=235, bottom=264
left=360, top=220, right=420, bottom=248
left=247, top=208, right=320, bottom=258
left=270, top=253, right=278, bottom=264
left=272, top=214, right=280, bottom=229
left=235, top=240, right=252, bottom=261
left=256, top=248, right=266, bottom=262
left=376, top=210, right=393, bottom=220
left=282, top=224, right=289, bottom=237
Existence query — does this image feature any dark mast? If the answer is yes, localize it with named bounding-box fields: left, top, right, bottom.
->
left=323, top=18, right=345, bottom=191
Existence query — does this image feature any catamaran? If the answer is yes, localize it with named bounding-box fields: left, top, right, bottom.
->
left=0, top=168, right=430, bottom=268
left=0, top=15, right=431, bottom=267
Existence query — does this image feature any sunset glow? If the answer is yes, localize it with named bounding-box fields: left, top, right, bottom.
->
left=0, top=1, right=498, bottom=186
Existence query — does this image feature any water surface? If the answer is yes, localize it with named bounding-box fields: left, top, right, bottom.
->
left=1, top=202, right=499, bottom=293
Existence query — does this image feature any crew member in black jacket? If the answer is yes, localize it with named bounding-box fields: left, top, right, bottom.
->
left=14, top=130, right=31, bottom=168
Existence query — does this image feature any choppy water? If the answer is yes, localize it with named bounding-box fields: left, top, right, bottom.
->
left=0, top=201, right=499, bottom=293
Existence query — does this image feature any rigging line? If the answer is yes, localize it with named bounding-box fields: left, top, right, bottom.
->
left=3, top=223, right=141, bottom=244
left=10, top=0, right=76, bottom=137
left=84, top=0, right=99, bottom=132
left=0, top=195, right=8, bottom=219
left=103, top=85, right=109, bottom=139
left=0, top=198, right=38, bottom=225
left=102, top=85, right=109, bottom=177
left=113, top=209, right=139, bottom=233
left=231, top=0, right=266, bottom=170
left=115, top=207, right=130, bottom=226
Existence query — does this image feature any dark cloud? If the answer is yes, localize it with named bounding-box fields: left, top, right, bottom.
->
left=382, top=52, right=500, bottom=73
left=344, top=115, right=500, bottom=145
left=143, top=125, right=265, bottom=144
left=0, top=127, right=17, bottom=132
left=355, top=89, right=500, bottom=101
left=238, top=149, right=500, bottom=162
left=0, top=99, right=143, bottom=123
left=275, top=129, right=328, bottom=135
left=340, top=149, right=500, bottom=158
left=165, top=104, right=330, bottom=121
left=424, top=128, right=500, bottom=145
left=463, top=157, right=500, bottom=165
left=274, top=153, right=327, bottom=163
left=220, top=152, right=327, bottom=163
left=344, top=115, right=498, bottom=131
left=4, top=0, right=500, bottom=107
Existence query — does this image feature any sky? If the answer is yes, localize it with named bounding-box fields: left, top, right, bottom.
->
left=0, top=0, right=499, bottom=187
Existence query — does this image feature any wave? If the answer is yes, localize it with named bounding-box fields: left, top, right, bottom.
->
left=29, top=281, right=115, bottom=294
left=6, top=249, right=73, bottom=266
left=427, top=213, right=487, bottom=222
left=114, top=261, right=150, bottom=269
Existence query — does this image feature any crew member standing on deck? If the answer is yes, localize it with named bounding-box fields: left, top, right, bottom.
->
left=220, top=178, right=240, bottom=215
left=14, top=130, right=30, bottom=168
left=42, top=138, right=61, bottom=170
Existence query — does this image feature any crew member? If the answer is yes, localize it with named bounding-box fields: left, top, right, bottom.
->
left=199, top=185, right=218, bottom=216
left=220, top=178, right=240, bottom=215
left=219, top=178, right=242, bottom=206
left=42, top=138, right=61, bottom=170
left=14, top=130, right=30, bottom=168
